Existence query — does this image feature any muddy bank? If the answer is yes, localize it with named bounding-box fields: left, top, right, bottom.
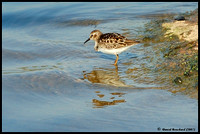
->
left=138, top=8, right=198, bottom=99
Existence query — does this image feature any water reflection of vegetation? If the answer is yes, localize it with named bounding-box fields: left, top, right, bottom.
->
left=55, top=19, right=104, bottom=27
left=3, top=63, right=64, bottom=74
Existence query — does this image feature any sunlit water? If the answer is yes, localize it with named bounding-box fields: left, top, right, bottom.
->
left=2, top=2, right=198, bottom=132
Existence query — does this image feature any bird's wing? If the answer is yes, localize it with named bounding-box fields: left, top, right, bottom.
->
left=98, top=33, right=139, bottom=49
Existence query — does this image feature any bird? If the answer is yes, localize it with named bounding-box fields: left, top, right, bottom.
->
left=84, top=29, right=140, bottom=65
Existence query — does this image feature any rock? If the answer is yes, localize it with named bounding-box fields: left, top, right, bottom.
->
left=162, top=21, right=198, bottom=42
left=174, top=15, right=186, bottom=21
left=174, top=77, right=182, bottom=84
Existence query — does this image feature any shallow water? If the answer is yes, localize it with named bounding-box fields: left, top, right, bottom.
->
left=2, top=2, right=198, bottom=132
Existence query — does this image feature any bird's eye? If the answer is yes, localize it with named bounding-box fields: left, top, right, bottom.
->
left=90, top=35, right=93, bottom=38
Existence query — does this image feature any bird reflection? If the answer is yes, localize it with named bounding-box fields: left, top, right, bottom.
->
left=83, top=65, right=129, bottom=108
left=83, top=65, right=129, bottom=87
left=92, top=90, right=126, bottom=108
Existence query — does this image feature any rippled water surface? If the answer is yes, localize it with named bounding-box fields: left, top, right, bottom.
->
left=2, top=2, right=198, bottom=132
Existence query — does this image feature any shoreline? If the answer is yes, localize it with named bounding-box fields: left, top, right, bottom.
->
left=139, top=8, right=198, bottom=99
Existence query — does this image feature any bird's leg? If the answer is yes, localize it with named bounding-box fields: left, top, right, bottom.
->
left=114, top=54, right=119, bottom=66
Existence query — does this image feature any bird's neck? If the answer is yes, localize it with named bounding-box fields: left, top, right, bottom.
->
left=96, top=34, right=102, bottom=43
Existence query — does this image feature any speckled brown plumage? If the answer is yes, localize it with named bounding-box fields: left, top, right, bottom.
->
left=98, top=32, right=139, bottom=49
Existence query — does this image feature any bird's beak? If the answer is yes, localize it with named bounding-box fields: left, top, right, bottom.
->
left=84, top=38, right=90, bottom=44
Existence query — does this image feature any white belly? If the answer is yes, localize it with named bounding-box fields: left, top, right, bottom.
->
left=98, top=45, right=133, bottom=55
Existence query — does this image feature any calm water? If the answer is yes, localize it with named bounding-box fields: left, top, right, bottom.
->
left=2, top=2, right=198, bottom=132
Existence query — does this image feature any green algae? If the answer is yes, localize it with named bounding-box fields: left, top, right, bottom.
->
left=135, top=9, right=198, bottom=99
